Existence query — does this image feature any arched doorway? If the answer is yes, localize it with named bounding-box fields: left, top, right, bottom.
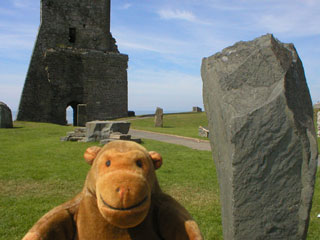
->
left=66, top=106, right=73, bottom=125
left=66, top=101, right=80, bottom=126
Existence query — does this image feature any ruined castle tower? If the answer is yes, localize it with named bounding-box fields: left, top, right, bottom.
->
left=17, top=0, right=128, bottom=125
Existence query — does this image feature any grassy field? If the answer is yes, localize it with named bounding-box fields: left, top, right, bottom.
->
left=0, top=121, right=220, bottom=239
left=0, top=118, right=319, bottom=239
left=127, top=112, right=208, bottom=139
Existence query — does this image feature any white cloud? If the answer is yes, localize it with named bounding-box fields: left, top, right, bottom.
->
left=256, top=11, right=320, bottom=37
left=157, top=8, right=212, bottom=25
left=119, top=41, right=164, bottom=54
left=121, top=3, right=132, bottom=10
left=12, top=0, right=35, bottom=9
left=114, top=28, right=188, bottom=55
left=158, top=9, right=196, bottom=22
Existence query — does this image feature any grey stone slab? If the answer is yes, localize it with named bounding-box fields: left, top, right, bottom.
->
left=85, top=120, right=130, bottom=142
left=0, top=102, right=13, bottom=128
left=109, top=122, right=130, bottom=134
left=202, top=34, right=318, bottom=239
left=85, top=121, right=113, bottom=142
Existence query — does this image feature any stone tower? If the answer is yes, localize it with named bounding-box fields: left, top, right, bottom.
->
left=17, top=0, right=128, bottom=125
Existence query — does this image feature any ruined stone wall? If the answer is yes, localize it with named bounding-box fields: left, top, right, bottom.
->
left=17, top=0, right=127, bottom=125
left=40, top=0, right=116, bottom=52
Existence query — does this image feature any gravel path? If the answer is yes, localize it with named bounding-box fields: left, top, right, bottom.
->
left=128, top=129, right=211, bottom=151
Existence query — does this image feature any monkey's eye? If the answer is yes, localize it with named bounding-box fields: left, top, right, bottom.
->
left=136, top=160, right=143, bottom=168
left=106, top=160, right=111, bottom=167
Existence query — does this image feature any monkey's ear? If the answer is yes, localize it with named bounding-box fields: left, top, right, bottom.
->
left=149, top=151, right=162, bottom=170
left=84, top=146, right=102, bottom=165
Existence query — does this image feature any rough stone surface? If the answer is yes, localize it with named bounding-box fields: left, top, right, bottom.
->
left=61, top=121, right=136, bottom=143
left=0, top=102, right=13, bottom=128
left=317, top=112, right=320, bottom=137
left=154, top=107, right=163, bottom=127
left=17, top=0, right=128, bottom=125
left=77, top=104, right=87, bottom=127
left=202, top=34, right=318, bottom=240
left=85, top=120, right=130, bottom=142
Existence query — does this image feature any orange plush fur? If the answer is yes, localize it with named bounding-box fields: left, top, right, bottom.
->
left=22, top=141, right=203, bottom=240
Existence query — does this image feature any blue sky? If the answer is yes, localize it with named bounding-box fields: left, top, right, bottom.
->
left=1, top=0, right=319, bottom=113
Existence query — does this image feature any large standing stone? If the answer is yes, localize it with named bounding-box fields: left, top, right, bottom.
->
left=154, top=107, right=163, bottom=127
left=201, top=34, right=318, bottom=239
left=0, top=102, right=13, bottom=128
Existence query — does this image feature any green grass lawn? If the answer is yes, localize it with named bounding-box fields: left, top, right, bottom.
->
left=0, top=121, right=220, bottom=239
left=0, top=119, right=319, bottom=239
left=127, top=112, right=208, bottom=139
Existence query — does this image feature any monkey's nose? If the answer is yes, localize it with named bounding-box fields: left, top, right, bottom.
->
left=116, top=186, right=130, bottom=200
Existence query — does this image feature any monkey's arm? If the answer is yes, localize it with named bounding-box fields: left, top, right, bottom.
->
left=154, top=193, right=203, bottom=240
left=22, top=193, right=81, bottom=240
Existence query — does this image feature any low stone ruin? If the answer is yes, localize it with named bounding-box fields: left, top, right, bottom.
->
left=0, top=102, right=13, bottom=128
left=61, top=120, right=141, bottom=144
left=192, top=106, right=202, bottom=112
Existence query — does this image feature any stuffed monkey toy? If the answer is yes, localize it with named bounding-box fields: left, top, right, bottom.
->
left=22, top=140, right=203, bottom=240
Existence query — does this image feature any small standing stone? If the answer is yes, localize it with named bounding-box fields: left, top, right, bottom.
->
left=154, top=107, right=163, bottom=127
left=0, top=102, right=13, bottom=128
left=317, top=111, right=320, bottom=137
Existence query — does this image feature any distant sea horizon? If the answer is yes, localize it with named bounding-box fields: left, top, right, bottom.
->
left=11, top=109, right=190, bottom=124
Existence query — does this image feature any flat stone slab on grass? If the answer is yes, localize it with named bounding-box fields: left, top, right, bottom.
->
left=202, top=34, right=318, bottom=240
left=85, top=120, right=130, bottom=142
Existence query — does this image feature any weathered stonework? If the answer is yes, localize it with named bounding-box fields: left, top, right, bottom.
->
left=154, top=107, right=163, bottom=127
left=202, top=34, right=318, bottom=239
left=85, top=120, right=130, bottom=142
left=0, top=102, right=13, bottom=128
left=317, top=111, right=320, bottom=137
left=17, top=0, right=128, bottom=125
left=77, top=104, right=87, bottom=127
left=61, top=121, right=141, bottom=144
